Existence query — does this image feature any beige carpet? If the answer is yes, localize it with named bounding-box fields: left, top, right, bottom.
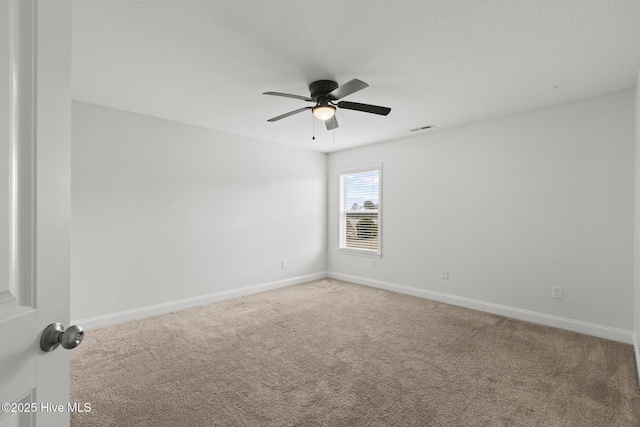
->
left=71, top=279, right=640, bottom=426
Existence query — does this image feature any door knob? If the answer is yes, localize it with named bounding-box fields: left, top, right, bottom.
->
left=40, top=322, right=84, bottom=352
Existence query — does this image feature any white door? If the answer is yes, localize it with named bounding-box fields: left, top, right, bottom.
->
left=0, top=0, right=72, bottom=426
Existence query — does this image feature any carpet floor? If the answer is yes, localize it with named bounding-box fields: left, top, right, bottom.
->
left=71, top=279, right=640, bottom=426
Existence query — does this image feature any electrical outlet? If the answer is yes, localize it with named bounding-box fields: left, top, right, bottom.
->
left=552, top=286, right=563, bottom=300
left=281, top=260, right=287, bottom=270
left=370, top=260, right=375, bottom=269
left=441, top=270, right=449, bottom=280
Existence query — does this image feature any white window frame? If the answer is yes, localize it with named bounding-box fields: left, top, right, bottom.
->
left=338, top=164, right=382, bottom=258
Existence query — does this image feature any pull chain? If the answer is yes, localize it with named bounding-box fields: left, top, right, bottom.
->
left=312, top=115, right=315, bottom=140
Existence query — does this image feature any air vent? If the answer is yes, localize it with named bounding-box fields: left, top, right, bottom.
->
left=410, top=125, right=434, bottom=132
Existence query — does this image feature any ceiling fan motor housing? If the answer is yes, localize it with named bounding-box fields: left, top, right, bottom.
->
left=309, top=80, right=338, bottom=105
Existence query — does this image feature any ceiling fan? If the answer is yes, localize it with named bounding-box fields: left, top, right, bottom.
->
left=263, top=79, right=391, bottom=130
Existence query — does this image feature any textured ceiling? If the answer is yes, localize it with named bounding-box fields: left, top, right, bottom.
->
left=72, top=0, right=640, bottom=153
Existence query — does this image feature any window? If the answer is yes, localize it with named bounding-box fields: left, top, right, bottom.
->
left=339, top=165, right=381, bottom=256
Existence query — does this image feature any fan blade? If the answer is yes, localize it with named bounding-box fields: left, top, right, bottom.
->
left=267, top=107, right=312, bottom=122
left=325, top=115, right=339, bottom=130
left=263, top=92, right=313, bottom=102
left=327, top=79, right=369, bottom=100
left=337, top=101, right=391, bottom=116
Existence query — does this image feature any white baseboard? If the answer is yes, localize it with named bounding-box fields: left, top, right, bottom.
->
left=328, top=272, right=635, bottom=345
left=634, top=332, right=640, bottom=385
left=74, top=272, right=327, bottom=330
left=75, top=270, right=636, bottom=348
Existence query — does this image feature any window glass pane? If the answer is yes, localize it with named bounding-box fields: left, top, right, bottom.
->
left=339, top=167, right=380, bottom=254
left=345, top=171, right=379, bottom=210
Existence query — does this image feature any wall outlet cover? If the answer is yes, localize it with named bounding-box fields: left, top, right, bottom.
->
left=552, top=286, right=563, bottom=299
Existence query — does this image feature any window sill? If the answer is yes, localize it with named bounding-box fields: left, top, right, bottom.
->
left=337, top=247, right=381, bottom=259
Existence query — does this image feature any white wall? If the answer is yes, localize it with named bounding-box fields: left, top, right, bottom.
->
left=73, top=89, right=636, bottom=340
left=328, top=90, right=635, bottom=333
left=71, top=101, right=327, bottom=322
left=634, top=71, right=640, bottom=363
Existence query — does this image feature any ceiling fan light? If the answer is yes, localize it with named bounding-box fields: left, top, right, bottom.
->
left=312, top=105, right=336, bottom=121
